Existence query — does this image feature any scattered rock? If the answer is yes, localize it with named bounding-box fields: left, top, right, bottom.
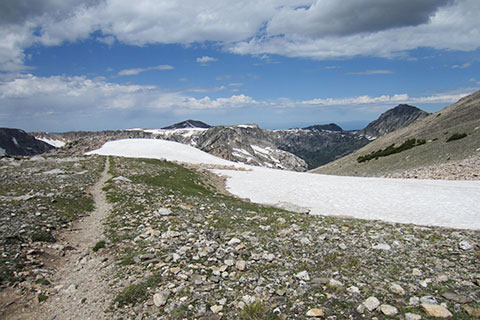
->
left=210, top=305, right=223, bottom=313
left=379, top=304, right=398, bottom=316
left=295, top=271, right=310, bottom=281
left=306, top=308, right=324, bottom=317
left=459, top=240, right=473, bottom=250
left=405, top=313, right=422, bottom=320
left=389, top=283, right=405, bottom=295
left=463, top=305, right=480, bottom=317
left=112, top=176, right=132, bottom=183
left=363, top=296, right=380, bottom=312
left=421, top=303, right=452, bottom=318
left=441, top=292, right=472, bottom=303
left=372, top=243, right=391, bottom=250
left=153, top=291, right=170, bottom=307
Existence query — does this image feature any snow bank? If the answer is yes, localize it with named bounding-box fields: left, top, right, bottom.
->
left=212, top=167, right=480, bottom=230
left=37, top=137, right=66, bottom=148
left=86, top=138, right=480, bottom=230
left=86, top=139, right=243, bottom=167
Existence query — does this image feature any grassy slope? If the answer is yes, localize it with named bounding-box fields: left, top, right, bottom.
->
left=312, top=91, right=480, bottom=176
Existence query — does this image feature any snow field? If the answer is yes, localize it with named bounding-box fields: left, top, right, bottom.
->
left=87, top=139, right=480, bottom=230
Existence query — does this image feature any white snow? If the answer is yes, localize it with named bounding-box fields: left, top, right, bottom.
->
left=212, top=167, right=480, bottom=230
left=37, top=137, right=66, bottom=148
left=86, top=138, right=480, bottom=230
left=12, top=137, right=19, bottom=146
left=86, top=139, right=244, bottom=168
left=0, top=147, right=5, bottom=156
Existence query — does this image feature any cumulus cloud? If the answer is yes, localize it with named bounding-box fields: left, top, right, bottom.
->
left=346, top=70, right=395, bottom=75
left=451, top=62, right=472, bottom=69
left=196, top=56, right=218, bottom=64
left=267, top=0, right=451, bottom=37
left=117, top=65, right=174, bottom=76
left=1, top=0, right=479, bottom=71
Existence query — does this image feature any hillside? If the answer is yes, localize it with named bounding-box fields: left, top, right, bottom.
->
left=360, top=104, right=429, bottom=139
left=313, top=91, right=480, bottom=177
left=0, top=128, right=54, bottom=156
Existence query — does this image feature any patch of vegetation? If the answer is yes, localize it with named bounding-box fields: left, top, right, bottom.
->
left=38, top=294, right=48, bottom=303
left=357, top=138, right=426, bottom=163
left=114, top=274, right=162, bottom=307
left=92, top=240, right=106, bottom=252
left=446, top=132, right=467, bottom=142
left=52, top=194, right=94, bottom=219
left=31, top=230, right=56, bottom=243
left=35, top=278, right=51, bottom=285
left=239, top=302, right=280, bottom=320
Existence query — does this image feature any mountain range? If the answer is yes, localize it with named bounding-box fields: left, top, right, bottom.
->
left=5, top=93, right=479, bottom=177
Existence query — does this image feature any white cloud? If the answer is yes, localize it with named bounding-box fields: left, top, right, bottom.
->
left=346, top=70, right=395, bottom=75
left=196, top=56, right=218, bottom=64
left=1, top=0, right=479, bottom=71
left=117, top=65, right=174, bottom=76
left=451, top=62, right=472, bottom=69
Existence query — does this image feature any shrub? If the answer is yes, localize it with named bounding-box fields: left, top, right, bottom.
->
left=31, top=230, right=55, bottom=243
left=239, top=302, right=280, bottom=320
left=446, top=132, right=467, bottom=142
left=357, top=138, right=426, bottom=163
left=92, top=240, right=106, bottom=252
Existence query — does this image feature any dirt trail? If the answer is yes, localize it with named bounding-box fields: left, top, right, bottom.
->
left=7, top=157, right=115, bottom=320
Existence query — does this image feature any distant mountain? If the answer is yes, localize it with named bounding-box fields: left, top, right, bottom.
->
left=361, top=104, right=429, bottom=139
left=161, top=120, right=211, bottom=130
left=313, top=91, right=480, bottom=177
left=302, top=123, right=343, bottom=132
left=0, top=128, right=54, bottom=156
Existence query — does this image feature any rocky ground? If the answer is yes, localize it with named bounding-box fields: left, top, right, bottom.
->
left=383, top=153, right=480, bottom=180
left=0, top=155, right=479, bottom=319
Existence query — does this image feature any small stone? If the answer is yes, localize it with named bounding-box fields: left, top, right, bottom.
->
left=277, top=217, right=286, bottom=224
left=363, top=296, right=380, bottom=312
left=463, top=305, right=480, bottom=317
left=235, top=260, right=246, bottom=271
left=412, top=268, right=422, bottom=276
left=441, top=292, right=472, bottom=303
left=228, top=238, right=241, bottom=246
left=389, top=283, right=405, bottom=295
left=421, top=303, right=452, bottom=318
left=64, top=284, right=77, bottom=294
left=338, top=243, right=347, bottom=250
left=153, top=291, right=170, bottom=307
left=328, top=279, right=343, bottom=288
left=459, top=240, right=473, bottom=250
left=300, top=237, right=312, bottom=245
left=379, top=304, right=398, bottom=316
left=405, top=313, right=422, bottom=320
left=372, top=243, right=391, bottom=250
left=436, top=274, right=449, bottom=282
left=170, top=267, right=180, bottom=274
left=306, top=308, right=324, bottom=317
left=420, top=296, right=437, bottom=305
left=155, top=208, right=172, bottom=216
left=409, top=296, right=420, bottom=306
left=347, top=286, right=360, bottom=294
left=295, top=271, right=310, bottom=281
left=263, top=253, right=275, bottom=261
left=224, top=259, right=235, bottom=266
left=210, top=305, right=223, bottom=313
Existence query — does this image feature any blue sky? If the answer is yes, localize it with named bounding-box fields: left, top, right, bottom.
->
left=1, top=0, right=479, bottom=132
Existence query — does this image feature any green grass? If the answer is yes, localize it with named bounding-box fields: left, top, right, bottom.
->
left=92, top=240, right=106, bottom=252
left=52, top=195, right=94, bottom=219
left=239, top=302, right=281, bottom=320
left=114, top=274, right=162, bottom=307
left=446, top=132, right=467, bottom=142
left=30, top=230, right=56, bottom=243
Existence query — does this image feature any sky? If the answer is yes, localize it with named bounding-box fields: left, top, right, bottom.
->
left=0, top=0, right=479, bottom=132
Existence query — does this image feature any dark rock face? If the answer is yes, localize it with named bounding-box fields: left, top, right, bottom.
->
left=302, top=123, right=343, bottom=132
left=361, top=104, right=429, bottom=139
left=161, top=120, right=211, bottom=130
left=269, top=129, right=370, bottom=169
left=0, top=128, right=54, bottom=156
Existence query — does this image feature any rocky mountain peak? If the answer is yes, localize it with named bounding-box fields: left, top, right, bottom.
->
left=303, top=123, right=343, bottom=132
left=361, top=104, right=429, bottom=139
left=0, top=127, right=55, bottom=156
left=161, top=119, right=211, bottom=130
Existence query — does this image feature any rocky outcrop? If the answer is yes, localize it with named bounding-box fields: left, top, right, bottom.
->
left=0, top=128, right=54, bottom=156
left=361, top=104, right=429, bottom=139
left=161, top=119, right=211, bottom=130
